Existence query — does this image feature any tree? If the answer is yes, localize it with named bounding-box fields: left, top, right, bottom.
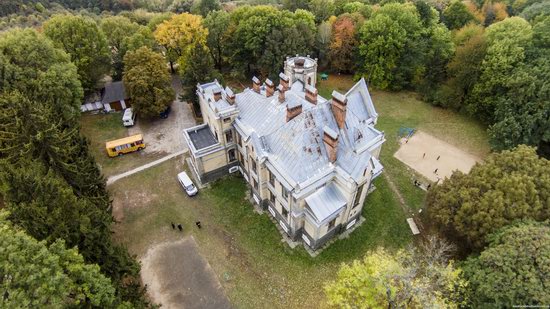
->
left=469, top=17, right=532, bottom=123
left=283, top=0, right=309, bottom=11
left=204, top=10, right=230, bottom=70
left=0, top=28, right=82, bottom=124
left=0, top=211, right=118, bottom=308
left=463, top=222, right=550, bottom=307
left=308, top=0, right=336, bottom=23
left=342, top=1, right=372, bottom=18
left=154, top=12, right=208, bottom=72
left=329, top=13, right=361, bottom=73
left=101, top=15, right=154, bottom=80
left=123, top=46, right=174, bottom=118
left=325, top=237, right=467, bottom=308
left=443, top=0, right=476, bottom=29
left=358, top=3, right=423, bottom=89
left=179, top=42, right=221, bottom=103
left=435, top=24, right=486, bottom=110
left=426, top=145, right=550, bottom=251
left=316, top=21, right=332, bottom=68
left=227, top=6, right=316, bottom=78
left=43, top=14, right=110, bottom=93
left=194, top=0, right=221, bottom=17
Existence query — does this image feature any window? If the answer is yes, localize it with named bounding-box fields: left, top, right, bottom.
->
left=252, top=160, right=257, bottom=174
left=214, top=131, right=218, bottom=141
left=228, top=149, right=236, bottom=162
left=223, top=117, right=231, bottom=123
left=225, top=130, right=233, bottom=143
left=353, top=184, right=364, bottom=209
left=270, top=192, right=275, bottom=203
left=328, top=218, right=336, bottom=230
left=282, top=207, right=289, bottom=219
left=282, top=186, right=288, bottom=199
left=253, top=179, right=258, bottom=190
left=269, top=171, right=275, bottom=186
left=237, top=134, right=242, bottom=147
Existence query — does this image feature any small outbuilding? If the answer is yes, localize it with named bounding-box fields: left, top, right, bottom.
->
left=101, top=81, right=131, bottom=112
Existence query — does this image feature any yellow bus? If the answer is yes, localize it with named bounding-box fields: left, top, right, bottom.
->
left=106, top=134, right=145, bottom=157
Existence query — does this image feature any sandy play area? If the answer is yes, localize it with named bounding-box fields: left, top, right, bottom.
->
left=394, top=131, right=480, bottom=182
left=140, top=237, right=231, bottom=309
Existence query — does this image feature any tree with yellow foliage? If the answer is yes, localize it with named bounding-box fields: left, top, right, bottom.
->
left=153, top=13, right=208, bottom=72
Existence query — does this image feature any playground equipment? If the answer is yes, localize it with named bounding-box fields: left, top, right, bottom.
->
left=398, top=127, right=416, bottom=140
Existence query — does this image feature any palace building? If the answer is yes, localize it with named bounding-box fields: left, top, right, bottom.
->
left=183, top=56, right=385, bottom=250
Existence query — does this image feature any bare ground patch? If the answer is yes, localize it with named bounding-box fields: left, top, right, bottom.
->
left=394, top=130, right=480, bottom=182
left=140, top=237, right=231, bottom=309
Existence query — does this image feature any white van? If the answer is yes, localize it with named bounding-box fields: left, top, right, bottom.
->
left=122, top=108, right=136, bottom=127
left=177, top=171, right=198, bottom=196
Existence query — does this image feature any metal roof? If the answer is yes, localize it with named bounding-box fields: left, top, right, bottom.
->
left=305, top=183, right=347, bottom=223
left=101, top=81, right=129, bottom=104
left=233, top=78, right=383, bottom=186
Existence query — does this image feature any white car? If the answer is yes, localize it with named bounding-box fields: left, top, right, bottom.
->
left=177, top=171, right=198, bottom=196
left=122, top=108, right=136, bottom=127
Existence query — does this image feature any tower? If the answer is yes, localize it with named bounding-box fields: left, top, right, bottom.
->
left=283, top=55, right=318, bottom=89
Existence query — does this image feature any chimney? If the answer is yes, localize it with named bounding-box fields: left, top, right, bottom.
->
left=305, top=84, right=318, bottom=104
left=279, top=72, right=289, bottom=90
left=252, top=76, right=261, bottom=93
left=286, top=101, right=302, bottom=122
left=265, top=78, right=275, bottom=97
left=331, top=90, right=347, bottom=129
left=213, top=87, right=222, bottom=102
left=323, top=126, right=339, bottom=163
left=225, top=87, right=235, bottom=105
left=278, top=84, right=285, bottom=103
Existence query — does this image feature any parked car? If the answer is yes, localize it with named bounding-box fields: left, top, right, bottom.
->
left=160, top=105, right=171, bottom=119
left=177, top=171, right=198, bottom=196
left=122, top=108, right=136, bottom=127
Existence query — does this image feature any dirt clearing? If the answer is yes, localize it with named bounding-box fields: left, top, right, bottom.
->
left=394, top=130, right=480, bottom=182
left=140, top=237, right=231, bottom=309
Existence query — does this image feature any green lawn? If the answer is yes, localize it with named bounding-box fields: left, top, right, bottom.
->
left=80, top=113, right=162, bottom=178
left=110, top=157, right=411, bottom=309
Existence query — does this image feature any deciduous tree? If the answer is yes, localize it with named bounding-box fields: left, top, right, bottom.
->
left=325, top=238, right=467, bottom=308
left=329, top=13, right=361, bottom=73
left=463, top=222, right=550, bottom=307
left=43, top=14, right=110, bottom=93
left=203, top=10, right=230, bottom=70
left=123, top=46, right=174, bottom=118
left=426, top=145, right=550, bottom=251
left=154, top=12, right=207, bottom=72
left=443, top=0, right=476, bottom=29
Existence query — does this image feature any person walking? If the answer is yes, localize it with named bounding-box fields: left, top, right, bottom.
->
left=195, top=221, right=202, bottom=229
left=171, top=222, right=175, bottom=229
left=177, top=224, right=183, bottom=232
left=434, top=168, right=438, bottom=174
left=423, top=153, right=426, bottom=158
left=437, top=155, right=441, bottom=160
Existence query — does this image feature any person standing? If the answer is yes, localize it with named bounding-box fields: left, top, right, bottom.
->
left=177, top=224, right=183, bottom=232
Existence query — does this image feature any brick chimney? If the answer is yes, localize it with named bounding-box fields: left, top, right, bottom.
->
left=265, top=78, right=275, bottom=97
left=331, top=90, right=347, bottom=129
left=213, top=87, right=222, bottom=102
left=225, top=87, right=235, bottom=105
left=252, top=76, right=261, bottom=93
left=279, top=72, right=290, bottom=90
left=305, top=84, right=318, bottom=104
left=323, top=126, right=339, bottom=163
left=286, top=102, right=302, bottom=122
left=278, top=85, right=285, bottom=103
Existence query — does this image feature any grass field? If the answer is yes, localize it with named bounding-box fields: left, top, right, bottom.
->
left=100, top=73, right=490, bottom=308
left=110, top=157, right=411, bottom=309
left=80, top=113, right=163, bottom=178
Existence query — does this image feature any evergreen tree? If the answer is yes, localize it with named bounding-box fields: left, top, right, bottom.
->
left=0, top=211, right=119, bottom=308
left=179, top=42, right=221, bottom=104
